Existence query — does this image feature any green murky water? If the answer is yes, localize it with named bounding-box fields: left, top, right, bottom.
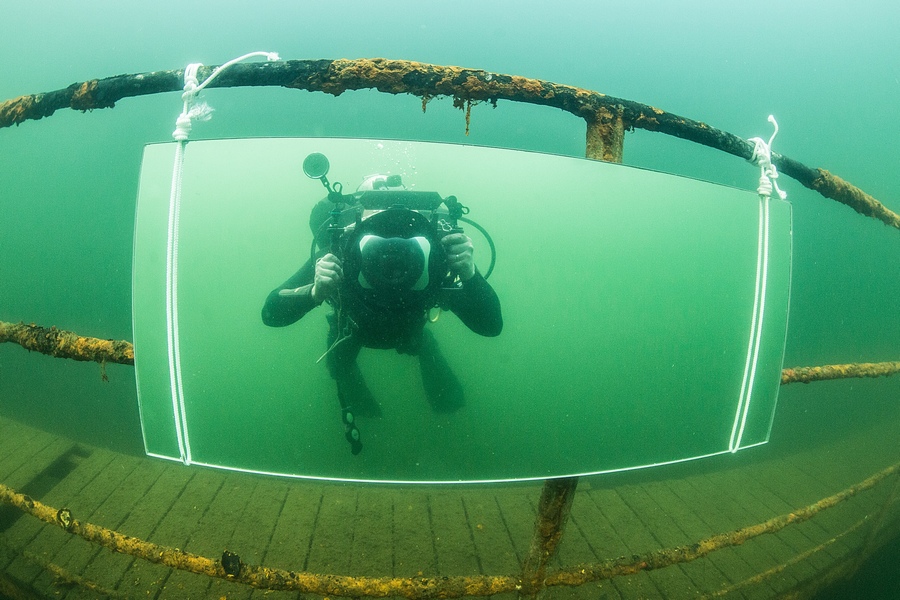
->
left=1, top=1, right=898, bottom=595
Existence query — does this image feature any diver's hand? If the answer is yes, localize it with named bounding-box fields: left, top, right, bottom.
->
left=311, top=253, right=343, bottom=303
left=441, top=232, right=476, bottom=282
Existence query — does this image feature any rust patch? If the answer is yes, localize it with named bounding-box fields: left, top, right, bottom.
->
left=586, top=108, right=625, bottom=163
left=323, top=58, right=424, bottom=96
left=811, top=168, right=900, bottom=229
left=0, top=320, right=134, bottom=366
left=70, top=80, right=104, bottom=111
left=306, top=58, right=573, bottom=108
left=509, top=75, right=550, bottom=98
left=458, top=74, right=496, bottom=99
left=781, top=361, right=900, bottom=385
left=632, top=111, right=661, bottom=130
left=0, top=94, right=37, bottom=126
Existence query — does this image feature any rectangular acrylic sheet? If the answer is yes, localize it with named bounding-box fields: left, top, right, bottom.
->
left=132, top=138, right=792, bottom=483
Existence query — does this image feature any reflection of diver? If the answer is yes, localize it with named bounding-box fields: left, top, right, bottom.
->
left=262, top=159, right=502, bottom=455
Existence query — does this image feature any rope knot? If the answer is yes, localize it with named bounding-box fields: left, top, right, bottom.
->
left=172, top=113, right=192, bottom=141
left=170, top=53, right=277, bottom=143
left=181, top=63, right=203, bottom=99
left=747, top=116, right=787, bottom=200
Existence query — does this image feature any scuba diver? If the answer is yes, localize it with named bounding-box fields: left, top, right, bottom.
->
left=262, top=154, right=502, bottom=455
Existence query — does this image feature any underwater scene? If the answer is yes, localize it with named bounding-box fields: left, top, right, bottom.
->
left=131, top=137, right=791, bottom=482
left=1, top=1, right=898, bottom=598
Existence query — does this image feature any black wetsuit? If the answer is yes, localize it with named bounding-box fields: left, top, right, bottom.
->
left=262, top=254, right=502, bottom=420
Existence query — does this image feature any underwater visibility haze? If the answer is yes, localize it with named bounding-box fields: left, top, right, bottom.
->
left=1, top=0, right=899, bottom=596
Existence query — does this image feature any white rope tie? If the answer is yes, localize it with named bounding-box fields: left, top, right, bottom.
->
left=165, top=51, right=280, bottom=464
left=172, top=51, right=280, bottom=142
left=731, top=115, right=787, bottom=452
left=747, top=115, right=787, bottom=200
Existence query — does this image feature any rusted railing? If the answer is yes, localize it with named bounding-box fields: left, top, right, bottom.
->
left=0, top=460, right=896, bottom=598
left=1, top=58, right=898, bottom=229
left=2, top=58, right=898, bottom=599
left=4, top=320, right=898, bottom=386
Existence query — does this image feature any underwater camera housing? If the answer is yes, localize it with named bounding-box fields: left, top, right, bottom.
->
left=302, top=153, right=470, bottom=297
